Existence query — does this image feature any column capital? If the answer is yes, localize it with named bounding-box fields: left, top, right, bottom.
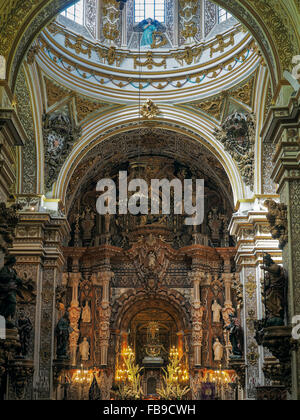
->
left=68, top=272, right=81, bottom=286
left=261, top=89, right=300, bottom=145
left=188, top=270, right=204, bottom=283
left=92, top=270, right=114, bottom=287
left=229, top=210, right=282, bottom=267
left=99, top=270, right=114, bottom=283
left=222, top=272, right=233, bottom=282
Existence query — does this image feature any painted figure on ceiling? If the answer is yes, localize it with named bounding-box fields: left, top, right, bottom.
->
left=137, top=18, right=163, bottom=48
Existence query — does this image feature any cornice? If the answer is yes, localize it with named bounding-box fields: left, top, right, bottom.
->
left=261, top=89, right=300, bottom=143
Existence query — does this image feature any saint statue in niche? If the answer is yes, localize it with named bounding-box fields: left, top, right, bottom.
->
left=136, top=18, right=165, bottom=48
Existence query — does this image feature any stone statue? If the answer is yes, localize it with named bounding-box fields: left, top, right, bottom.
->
left=104, top=213, right=111, bottom=235
left=79, top=337, right=90, bottom=361
left=261, top=254, right=287, bottom=326
left=0, top=256, right=24, bottom=327
left=0, top=202, right=21, bottom=254
left=211, top=300, right=222, bottom=323
left=55, top=312, right=72, bottom=359
left=17, top=308, right=33, bottom=357
left=208, top=208, right=222, bottom=245
left=226, top=313, right=243, bottom=359
left=264, top=200, right=288, bottom=250
left=82, top=301, right=91, bottom=323
left=213, top=338, right=224, bottom=362
left=81, top=208, right=95, bottom=243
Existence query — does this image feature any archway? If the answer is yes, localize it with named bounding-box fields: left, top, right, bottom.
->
left=55, top=121, right=243, bottom=211
left=111, top=291, right=191, bottom=398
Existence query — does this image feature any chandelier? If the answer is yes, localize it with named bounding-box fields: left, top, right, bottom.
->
left=72, top=364, right=93, bottom=385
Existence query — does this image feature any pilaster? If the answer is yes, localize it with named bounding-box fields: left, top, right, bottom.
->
left=261, top=89, right=300, bottom=399
left=11, top=209, right=69, bottom=399
left=230, top=205, right=281, bottom=399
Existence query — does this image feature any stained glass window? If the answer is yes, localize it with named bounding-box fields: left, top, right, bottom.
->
left=61, top=0, right=84, bottom=25
left=218, top=8, right=232, bottom=23
left=134, top=0, right=165, bottom=23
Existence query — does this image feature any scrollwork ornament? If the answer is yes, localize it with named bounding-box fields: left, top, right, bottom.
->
left=214, top=112, right=256, bottom=188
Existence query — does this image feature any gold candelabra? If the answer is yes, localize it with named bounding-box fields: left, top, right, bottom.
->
left=115, top=346, right=135, bottom=382
left=203, top=364, right=233, bottom=400
left=72, top=364, right=93, bottom=385
left=169, top=346, right=189, bottom=384
left=71, top=364, right=94, bottom=400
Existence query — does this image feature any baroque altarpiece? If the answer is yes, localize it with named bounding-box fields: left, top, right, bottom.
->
left=0, top=0, right=299, bottom=402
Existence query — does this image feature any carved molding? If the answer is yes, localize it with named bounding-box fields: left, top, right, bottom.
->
left=214, top=111, right=256, bottom=187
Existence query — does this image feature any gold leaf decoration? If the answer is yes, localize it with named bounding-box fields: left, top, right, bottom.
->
left=188, top=97, right=224, bottom=120
left=230, top=76, right=255, bottom=107
left=247, top=342, right=259, bottom=366
left=74, top=96, right=112, bottom=122
left=44, top=77, right=70, bottom=108
left=245, top=275, right=257, bottom=300
left=140, top=99, right=160, bottom=120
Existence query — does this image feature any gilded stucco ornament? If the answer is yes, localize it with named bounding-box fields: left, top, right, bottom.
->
left=0, top=0, right=41, bottom=57
left=64, top=35, right=92, bottom=59
left=245, top=275, right=256, bottom=300
left=3, top=0, right=297, bottom=91
left=188, top=96, right=224, bottom=120
left=172, top=46, right=203, bottom=66
left=102, top=0, right=120, bottom=46
left=210, top=34, right=235, bottom=58
left=248, top=0, right=298, bottom=71
left=140, top=99, right=160, bottom=120
left=179, top=0, right=198, bottom=45
left=15, top=68, right=36, bottom=193
left=133, top=51, right=167, bottom=70
left=247, top=342, right=259, bottom=366
left=214, top=111, right=256, bottom=188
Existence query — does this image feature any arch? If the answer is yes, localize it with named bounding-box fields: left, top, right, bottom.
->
left=111, top=287, right=191, bottom=331
left=53, top=105, right=246, bottom=207
left=3, top=0, right=299, bottom=93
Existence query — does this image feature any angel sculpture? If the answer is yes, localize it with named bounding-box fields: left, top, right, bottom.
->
left=135, top=18, right=166, bottom=48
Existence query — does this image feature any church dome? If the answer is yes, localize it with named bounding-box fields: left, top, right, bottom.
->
left=35, top=0, right=259, bottom=103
